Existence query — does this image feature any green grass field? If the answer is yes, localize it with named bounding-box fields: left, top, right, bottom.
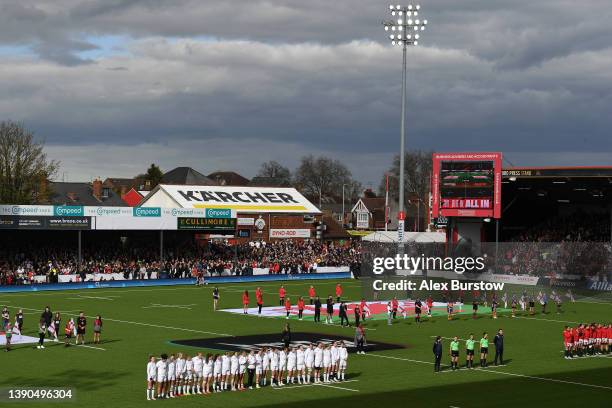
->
left=0, top=279, right=611, bottom=408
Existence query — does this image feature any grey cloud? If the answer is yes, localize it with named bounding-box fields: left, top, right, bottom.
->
left=0, top=1, right=610, bottom=182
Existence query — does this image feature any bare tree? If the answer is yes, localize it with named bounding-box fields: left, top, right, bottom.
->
left=0, top=121, right=59, bottom=204
left=294, top=155, right=361, bottom=203
left=381, top=150, right=432, bottom=205
left=256, top=161, right=292, bottom=186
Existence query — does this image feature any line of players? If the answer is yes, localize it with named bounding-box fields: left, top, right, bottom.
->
left=562, top=323, right=611, bottom=359
left=146, top=342, right=350, bottom=400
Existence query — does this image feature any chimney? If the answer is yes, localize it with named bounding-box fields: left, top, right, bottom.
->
left=93, top=178, right=102, bottom=201
left=37, top=174, right=48, bottom=203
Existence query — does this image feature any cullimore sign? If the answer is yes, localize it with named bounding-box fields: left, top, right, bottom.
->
left=177, top=217, right=237, bottom=230
left=145, top=185, right=321, bottom=214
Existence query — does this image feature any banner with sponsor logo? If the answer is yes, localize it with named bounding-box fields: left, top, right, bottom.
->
left=587, top=281, right=612, bottom=291
left=53, top=205, right=85, bottom=217
left=132, top=207, right=161, bottom=217
left=269, top=228, right=311, bottom=238
left=177, top=217, right=237, bottom=231
left=146, top=185, right=320, bottom=213
left=0, top=205, right=236, bottom=231
left=0, top=215, right=92, bottom=230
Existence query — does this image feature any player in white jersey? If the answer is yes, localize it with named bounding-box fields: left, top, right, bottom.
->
left=296, top=346, right=306, bottom=384
left=192, top=353, right=203, bottom=394
left=330, top=343, right=339, bottom=381
left=313, top=343, right=323, bottom=383
left=202, top=354, right=214, bottom=394
left=213, top=354, right=222, bottom=392
left=278, top=347, right=287, bottom=386
left=255, top=349, right=263, bottom=388
left=269, top=348, right=279, bottom=386
left=175, top=352, right=186, bottom=395
left=184, top=355, right=194, bottom=395
left=262, top=347, right=270, bottom=386
left=221, top=352, right=231, bottom=390
left=322, top=344, right=332, bottom=382
left=166, top=354, right=176, bottom=397
left=146, top=355, right=157, bottom=400
left=338, top=341, right=348, bottom=381
left=230, top=352, right=239, bottom=391
left=155, top=354, right=168, bottom=399
left=286, top=347, right=297, bottom=384
left=238, top=351, right=247, bottom=390
left=304, top=344, right=314, bottom=383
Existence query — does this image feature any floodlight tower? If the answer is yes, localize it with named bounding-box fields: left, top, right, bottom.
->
left=383, top=4, right=427, bottom=251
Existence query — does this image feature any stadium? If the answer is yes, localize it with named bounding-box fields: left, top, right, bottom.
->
left=1, top=2, right=611, bottom=408
left=0, top=153, right=611, bottom=408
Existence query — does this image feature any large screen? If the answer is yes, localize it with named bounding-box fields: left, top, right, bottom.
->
left=432, top=152, right=502, bottom=218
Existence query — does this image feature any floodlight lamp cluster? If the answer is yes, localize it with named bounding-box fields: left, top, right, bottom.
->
left=383, top=4, right=427, bottom=46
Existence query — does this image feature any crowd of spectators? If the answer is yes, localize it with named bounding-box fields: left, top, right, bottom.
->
left=0, top=239, right=362, bottom=285
left=487, top=212, right=611, bottom=278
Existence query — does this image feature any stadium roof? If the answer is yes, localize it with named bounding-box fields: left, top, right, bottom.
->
left=503, top=166, right=612, bottom=178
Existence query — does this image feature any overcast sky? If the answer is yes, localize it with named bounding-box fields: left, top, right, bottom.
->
left=1, top=0, right=611, bottom=185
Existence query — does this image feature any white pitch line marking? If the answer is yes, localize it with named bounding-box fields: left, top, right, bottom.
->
left=13, top=306, right=233, bottom=337
left=273, top=379, right=359, bottom=392
left=315, top=383, right=359, bottom=392
left=511, top=315, right=580, bottom=324
left=142, top=303, right=196, bottom=310
left=67, top=295, right=118, bottom=301
left=367, top=353, right=612, bottom=391
left=76, top=344, right=106, bottom=351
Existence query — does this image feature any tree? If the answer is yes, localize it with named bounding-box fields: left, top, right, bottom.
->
left=294, top=155, right=361, bottom=205
left=0, top=121, right=59, bottom=204
left=256, top=161, right=292, bottom=186
left=381, top=150, right=432, bottom=208
left=145, top=164, right=163, bottom=187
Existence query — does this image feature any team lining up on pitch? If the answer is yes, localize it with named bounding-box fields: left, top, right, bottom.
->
left=562, top=323, right=612, bottom=359
left=1, top=306, right=102, bottom=351
left=146, top=342, right=351, bottom=400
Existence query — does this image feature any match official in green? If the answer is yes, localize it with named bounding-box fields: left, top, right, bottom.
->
left=480, top=333, right=489, bottom=367
left=450, top=336, right=460, bottom=370
left=465, top=334, right=475, bottom=369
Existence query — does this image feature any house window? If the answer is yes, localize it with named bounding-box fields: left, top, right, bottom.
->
left=358, top=212, right=368, bottom=223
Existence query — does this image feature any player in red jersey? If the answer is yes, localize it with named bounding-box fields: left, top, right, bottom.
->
left=584, top=324, right=592, bottom=355
left=279, top=286, right=286, bottom=306
left=576, top=324, right=584, bottom=356
left=297, top=297, right=305, bottom=321
left=308, top=286, right=316, bottom=305
left=426, top=296, right=434, bottom=317
left=256, top=287, right=264, bottom=316
left=335, top=284, right=343, bottom=303
left=605, top=324, right=612, bottom=354
left=284, top=297, right=292, bottom=319
left=391, top=297, right=399, bottom=319
left=562, top=326, right=573, bottom=359
left=242, top=290, right=250, bottom=314
left=359, top=299, right=367, bottom=321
